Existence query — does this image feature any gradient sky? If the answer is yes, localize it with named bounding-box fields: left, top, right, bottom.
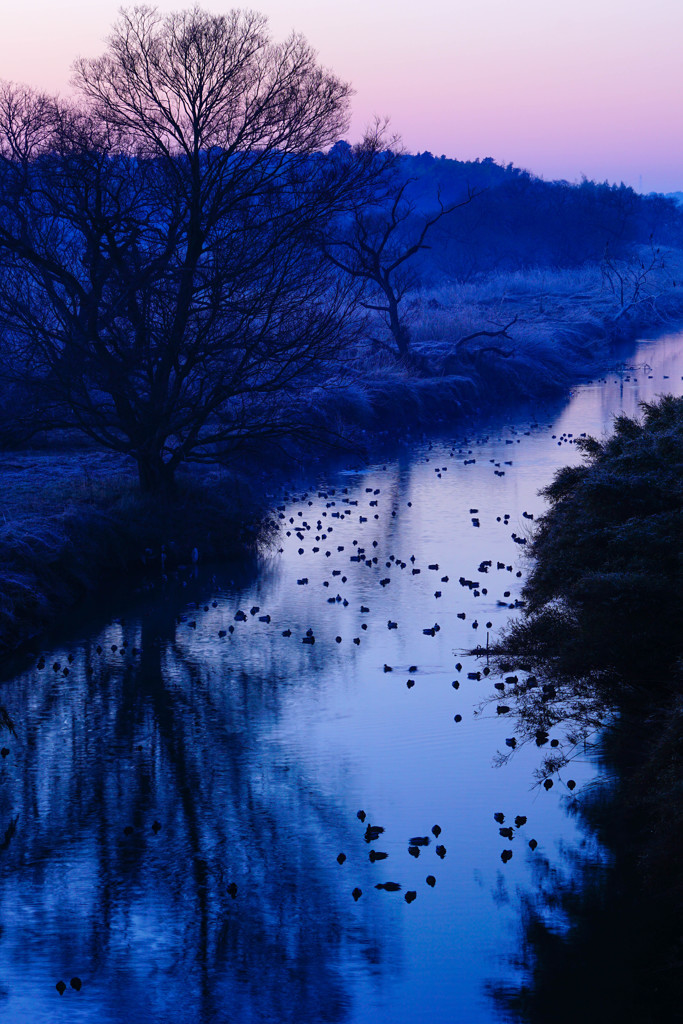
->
left=2, top=0, right=682, bottom=192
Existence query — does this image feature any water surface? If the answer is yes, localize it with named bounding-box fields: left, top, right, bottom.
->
left=1, top=332, right=682, bottom=1022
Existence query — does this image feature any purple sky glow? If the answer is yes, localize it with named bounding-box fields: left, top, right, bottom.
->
left=2, top=0, right=682, bottom=192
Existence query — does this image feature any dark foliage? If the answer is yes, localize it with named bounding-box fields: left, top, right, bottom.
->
left=489, top=702, right=683, bottom=1024
left=488, top=396, right=683, bottom=1021
left=397, top=153, right=683, bottom=280
left=502, top=394, right=683, bottom=686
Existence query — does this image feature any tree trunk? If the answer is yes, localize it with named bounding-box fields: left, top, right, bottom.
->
left=137, top=454, right=175, bottom=495
left=387, top=295, right=410, bottom=357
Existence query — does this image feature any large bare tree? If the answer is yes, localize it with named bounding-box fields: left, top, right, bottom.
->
left=0, top=7, right=385, bottom=491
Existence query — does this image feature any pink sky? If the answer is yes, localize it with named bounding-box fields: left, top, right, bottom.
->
left=2, top=0, right=682, bottom=192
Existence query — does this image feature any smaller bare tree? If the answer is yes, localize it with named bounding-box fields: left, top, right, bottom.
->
left=601, top=236, right=666, bottom=321
left=322, top=176, right=479, bottom=359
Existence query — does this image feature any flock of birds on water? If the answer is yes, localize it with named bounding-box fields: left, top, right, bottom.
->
left=18, top=364, right=679, bottom=999
left=31, top=421, right=585, bottom=929
left=178, top=425, right=569, bottom=901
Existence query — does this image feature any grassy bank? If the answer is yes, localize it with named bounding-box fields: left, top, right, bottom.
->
left=302, top=251, right=683, bottom=437
left=2, top=254, right=683, bottom=655
left=0, top=456, right=268, bottom=655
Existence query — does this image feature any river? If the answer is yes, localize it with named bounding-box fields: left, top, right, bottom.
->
left=0, top=331, right=681, bottom=1023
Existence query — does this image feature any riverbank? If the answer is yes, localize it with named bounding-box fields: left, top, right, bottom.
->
left=308, top=252, right=683, bottom=437
left=488, top=393, right=683, bottom=1019
left=0, top=465, right=268, bottom=657
left=2, top=256, right=683, bottom=657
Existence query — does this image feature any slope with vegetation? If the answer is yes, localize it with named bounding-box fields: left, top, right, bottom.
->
left=502, top=394, right=683, bottom=685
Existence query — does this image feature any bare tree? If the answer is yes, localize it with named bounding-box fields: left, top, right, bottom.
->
left=0, top=7, right=386, bottom=492
left=322, top=175, right=478, bottom=358
left=601, top=236, right=666, bottom=321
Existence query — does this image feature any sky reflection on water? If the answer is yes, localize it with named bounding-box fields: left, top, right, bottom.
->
left=0, top=333, right=682, bottom=1022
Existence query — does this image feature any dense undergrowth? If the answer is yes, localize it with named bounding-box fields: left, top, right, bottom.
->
left=501, top=393, right=683, bottom=684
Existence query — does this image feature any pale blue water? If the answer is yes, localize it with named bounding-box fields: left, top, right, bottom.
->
left=0, top=332, right=681, bottom=1022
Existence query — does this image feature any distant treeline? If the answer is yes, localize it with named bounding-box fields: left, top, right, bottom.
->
left=390, top=151, right=683, bottom=280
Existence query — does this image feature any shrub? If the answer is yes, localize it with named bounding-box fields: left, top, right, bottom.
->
left=504, top=395, right=683, bottom=686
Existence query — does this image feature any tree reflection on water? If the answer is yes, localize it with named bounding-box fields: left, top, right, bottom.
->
left=0, top=590, right=389, bottom=1022
left=485, top=673, right=683, bottom=1024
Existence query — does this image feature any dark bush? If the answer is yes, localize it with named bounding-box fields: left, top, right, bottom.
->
left=504, top=394, right=683, bottom=686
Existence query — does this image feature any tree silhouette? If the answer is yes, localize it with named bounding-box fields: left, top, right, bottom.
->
left=322, top=174, right=477, bottom=358
left=0, top=7, right=386, bottom=491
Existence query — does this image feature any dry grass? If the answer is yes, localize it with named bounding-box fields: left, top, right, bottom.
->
left=406, top=248, right=683, bottom=350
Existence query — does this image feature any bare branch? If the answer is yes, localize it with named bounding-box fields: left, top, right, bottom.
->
left=456, top=316, right=518, bottom=350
